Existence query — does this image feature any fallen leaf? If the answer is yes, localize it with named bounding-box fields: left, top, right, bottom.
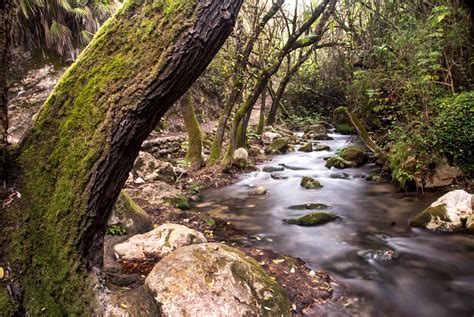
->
left=292, top=303, right=297, bottom=311
left=120, top=303, right=128, bottom=309
left=272, top=259, right=285, bottom=264
left=0, top=267, right=4, bottom=279
left=290, top=267, right=296, bottom=274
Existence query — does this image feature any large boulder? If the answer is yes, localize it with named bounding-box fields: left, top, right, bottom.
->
left=285, top=212, right=339, bottom=226
left=265, top=137, right=289, bottom=154
left=410, top=190, right=473, bottom=232
left=107, top=191, right=153, bottom=235
left=339, top=146, right=369, bottom=166
left=300, top=176, right=323, bottom=189
left=232, top=147, right=249, bottom=168
left=133, top=151, right=176, bottom=182
left=114, top=224, right=207, bottom=260
left=145, top=243, right=290, bottom=316
left=304, top=124, right=327, bottom=135
left=126, top=182, right=186, bottom=208
left=325, top=156, right=356, bottom=169
left=333, top=106, right=351, bottom=125
left=423, top=159, right=463, bottom=189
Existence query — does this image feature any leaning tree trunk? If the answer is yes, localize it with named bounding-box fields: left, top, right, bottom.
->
left=256, top=87, right=266, bottom=135
left=0, top=0, right=242, bottom=314
left=182, top=92, right=203, bottom=168
left=0, top=0, right=11, bottom=193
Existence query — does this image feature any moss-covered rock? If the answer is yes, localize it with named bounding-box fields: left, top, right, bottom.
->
left=145, top=243, right=290, bottom=316
left=271, top=173, right=288, bottom=180
left=285, top=212, right=339, bottom=226
left=299, top=142, right=313, bottom=152
left=265, top=137, right=289, bottom=154
left=108, top=191, right=153, bottom=235
left=300, top=176, right=323, bottom=189
left=410, top=190, right=473, bottom=231
left=325, top=156, right=356, bottom=169
left=168, top=197, right=191, bottom=210
left=314, top=144, right=330, bottom=151
left=262, top=165, right=284, bottom=173
left=232, top=147, right=249, bottom=169
left=288, top=203, right=330, bottom=210
left=304, top=124, right=327, bottom=135
left=340, top=146, right=369, bottom=166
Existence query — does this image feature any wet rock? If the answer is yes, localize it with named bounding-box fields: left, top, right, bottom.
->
left=314, top=144, right=330, bottom=151
left=329, top=172, right=350, bottom=179
left=339, top=146, right=369, bottom=166
left=285, top=212, right=339, bottom=226
left=232, top=147, right=249, bottom=168
left=271, top=173, right=288, bottom=180
left=410, top=190, right=473, bottom=232
left=262, top=166, right=284, bottom=173
left=299, top=142, right=313, bottom=152
left=254, top=186, right=268, bottom=195
left=357, top=249, right=399, bottom=261
left=300, top=177, right=323, bottom=189
left=325, top=156, right=356, bottom=169
left=288, top=203, right=330, bottom=210
left=108, top=191, right=153, bottom=235
left=265, top=137, right=289, bottom=154
left=262, top=131, right=282, bottom=145
left=134, top=151, right=176, bottom=182
left=145, top=243, right=290, bottom=316
left=114, top=224, right=207, bottom=260
left=278, top=163, right=308, bottom=171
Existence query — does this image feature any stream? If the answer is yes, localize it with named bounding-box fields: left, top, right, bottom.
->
left=195, top=132, right=474, bottom=317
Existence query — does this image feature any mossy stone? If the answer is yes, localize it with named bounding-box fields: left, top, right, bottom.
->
left=410, top=204, right=450, bottom=228
left=299, top=142, right=313, bottom=152
left=340, top=146, right=369, bottom=166
left=285, top=212, right=339, bottom=226
left=325, top=156, right=356, bottom=169
left=300, top=176, right=323, bottom=189
left=108, top=191, right=153, bottom=235
left=314, top=144, right=330, bottom=151
left=267, top=137, right=289, bottom=154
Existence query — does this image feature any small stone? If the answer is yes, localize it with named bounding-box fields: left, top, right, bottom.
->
left=262, top=166, right=284, bottom=173
left=299, top=142, right=313, bottom=152
left=314, top=144, right=330, bottom=151
left=285, top=212, right=339, bottom=226
left=271, top=173, right=288, bottom=180
left=254, top=186, right=267, bottom=195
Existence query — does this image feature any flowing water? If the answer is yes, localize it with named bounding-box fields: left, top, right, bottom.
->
left=195, top=132, right=474, bottom=317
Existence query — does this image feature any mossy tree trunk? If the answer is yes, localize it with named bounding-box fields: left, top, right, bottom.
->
left=0, top=0, right=242, bottom=314
left=182, top=91, right=203, bottom=168
left=256, top=87, right=266, bottom=136
left=224, top=0, right=337, bottom=163
left=0, top=0, right=12, bottom=193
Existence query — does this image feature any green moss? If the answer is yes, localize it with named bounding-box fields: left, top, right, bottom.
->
left=325, top=156, right=356, bottom=169
left=300, top=176, right=323, bottom=189
left=410, top=204, right=449, bottom=228
left=285, top=212, right=339, bottom=226
left=167, top=197, right=190, bottom=210
left=0, top=287, right=16, bottom=316
left=182, top=93, right=203, bottom=168
left=335, top=123, right=355, bottom=135
left=6, top=0, right=201, bottom=314
left=268, top=138, right=289, bottom=153
left=299, top=142, right=313, bottom=152
left=340, top=146, right=369, bottom=166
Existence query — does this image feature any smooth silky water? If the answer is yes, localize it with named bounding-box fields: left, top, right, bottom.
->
left=194, top=132, right=474, bottom=317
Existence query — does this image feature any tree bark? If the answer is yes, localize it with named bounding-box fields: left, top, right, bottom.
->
left=182, top=92, right=203, bottom=168
left=0, top=0, right=11, bottom=193
left=1, top=0, right=242, bottom=314
left=257, top=87, right=266, bottom=135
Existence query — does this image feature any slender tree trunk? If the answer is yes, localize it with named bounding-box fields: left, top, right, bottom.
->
left=224, top=0, right=336, bottom=163
left=257, top=87, right=266, bottom=135
left=182, top=92, right=203, bottom=168
left=0, top=0, right=242, bottom=314
left=0, top=0, right=11, bottom=194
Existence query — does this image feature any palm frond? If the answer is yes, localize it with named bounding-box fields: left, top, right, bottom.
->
left=79, top=30, right=94, bottom=46
left=56, top=0, right=72, bottom=11
left=48, top=20, right=72, bottom=45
